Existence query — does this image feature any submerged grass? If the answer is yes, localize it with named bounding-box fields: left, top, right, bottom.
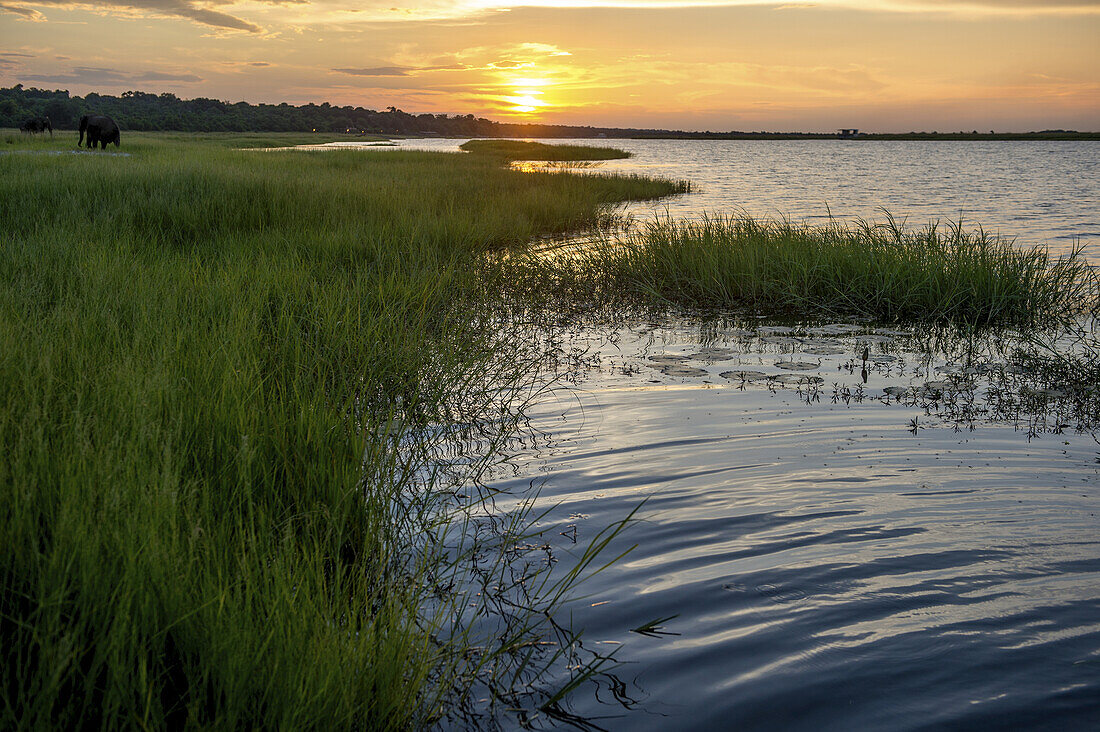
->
left=506, top=213, right=1096, bottom=327
left=0, top=134, right=680, bottom=728
left=460, top=139, right=631, bottom=161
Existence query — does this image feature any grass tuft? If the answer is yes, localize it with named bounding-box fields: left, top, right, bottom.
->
left=507, top=212, right=1096, bottom=326
left=460, top=139, right=632, bottom=161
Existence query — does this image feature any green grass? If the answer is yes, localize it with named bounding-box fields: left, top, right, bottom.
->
left=507, top=213, right=1095, bottom=326
left=460, top=139, right=631, bottom=161
left=0, top=134, right=681, bottom=728
left=2, top=129, right=386, bottom=149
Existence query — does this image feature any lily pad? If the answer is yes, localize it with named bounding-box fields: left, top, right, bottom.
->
left=775, top=360, right=819, bottom=371
left=686, top=347, right=737, bottom=361
left=658, top=365, right=709, bottom=377
left=801, top=345, right=847, bottom=356
left=1021, top=386, right=1067, bottom=398
left=883, top=386, right=909, bottom=397
left=648, top=354, right=691, bottom=364
left=809, top=324, right=863, bottom=336
left=774, top=374, right=824, bottom=386
left=719, top=370, right=770, bottom=382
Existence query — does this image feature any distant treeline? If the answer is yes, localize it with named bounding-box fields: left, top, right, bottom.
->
left=2, top=85, right=1097, bottom=140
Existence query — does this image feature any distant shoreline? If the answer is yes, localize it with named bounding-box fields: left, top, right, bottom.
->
left=4, top=86, right=1096, bottom=142
left=413, top=132, right=1100, bottom=142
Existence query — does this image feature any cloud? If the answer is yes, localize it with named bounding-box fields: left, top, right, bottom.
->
left=0, top=55, right=29, bottom=70
left=134, top=71, right=205, bottom=81
left=274, top=0, right=1100, bottom=23
left=2, top=0, right=1093, bottom=30
left=20, top=65, right=203, bottom=85
left=334, top=66, right=412, bottom=76
left=333, top=63, right=471, bottom=77
left=0, top=0, right=263, bottom=31
left=0, top=3, right=44, bottom=19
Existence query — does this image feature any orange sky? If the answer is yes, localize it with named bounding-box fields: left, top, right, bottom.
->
left=2, top=1, right=1098, bottom=131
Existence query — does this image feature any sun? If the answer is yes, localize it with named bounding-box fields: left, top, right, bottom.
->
left=501, top=76, right=553, bottom=116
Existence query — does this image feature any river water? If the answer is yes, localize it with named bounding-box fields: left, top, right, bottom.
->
left=324, top=138, right=1100, bottom=728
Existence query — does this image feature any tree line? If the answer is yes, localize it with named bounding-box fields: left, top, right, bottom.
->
left=0, top=84, right=671, bottom=138
left=3, top=85, right=1094, bottom=140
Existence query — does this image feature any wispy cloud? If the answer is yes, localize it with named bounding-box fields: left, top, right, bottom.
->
left=334, top=66, right=412, bottom=76
left=0, top=2, right=43, bottom=19
left=20, top=64, right=203, bottom=85
left=2, top=0, right=1093, bottom=37
left=0, top=0, right=263, bottom=31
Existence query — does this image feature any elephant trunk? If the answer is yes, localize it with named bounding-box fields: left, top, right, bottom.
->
left=78, top=115, right=88, bottom=147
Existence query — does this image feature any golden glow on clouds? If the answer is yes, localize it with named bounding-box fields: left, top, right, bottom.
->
left=0, top=1, right=1097, bottom=130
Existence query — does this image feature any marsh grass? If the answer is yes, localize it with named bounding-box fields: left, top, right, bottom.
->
left=460, top=139, right=632, bottom=161
left=503, top=213, right=1096, bottom=327
left=0, top=135, right=680, bottom=728
left=2, top=128, right=380, bottom=149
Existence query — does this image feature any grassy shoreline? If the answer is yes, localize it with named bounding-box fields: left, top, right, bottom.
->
left=3, top=131, right=1093, bottom=728
left=0, top=133, right=682, bottom=728
left=459, top=139, right=632, bottom=161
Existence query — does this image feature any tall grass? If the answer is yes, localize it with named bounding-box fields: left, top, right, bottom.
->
left=0, top=134, right=680, bottom=728
left=460, top=139, right=631, bottom=161
left=510, top=213, right=1095, bottom=326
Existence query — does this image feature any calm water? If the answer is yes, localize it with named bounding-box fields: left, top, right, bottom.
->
left=471, top=321, right=1100, bottom=729
left=323, top=139, right=1100, bottom=727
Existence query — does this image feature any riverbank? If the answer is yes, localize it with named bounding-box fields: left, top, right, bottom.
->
left=0, top=133, right=685, bottom=729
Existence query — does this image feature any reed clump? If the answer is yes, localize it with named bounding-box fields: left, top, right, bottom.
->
left=460, top=139, right=632, bottom=161
left=523, top=213, right=1095, bottom=326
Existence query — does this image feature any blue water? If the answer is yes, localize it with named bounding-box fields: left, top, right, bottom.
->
left=477, top=322, right=1100, bottom=730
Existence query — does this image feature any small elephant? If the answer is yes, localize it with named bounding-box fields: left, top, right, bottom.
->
left=78, top=114, right=120, bottom=149
left=20, top=117, right=52, bottom=136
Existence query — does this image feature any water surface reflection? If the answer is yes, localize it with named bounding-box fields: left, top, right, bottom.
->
left=468, top=318, right=1100, bottom=729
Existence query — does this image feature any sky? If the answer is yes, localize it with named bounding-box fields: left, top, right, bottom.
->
left=1, top=0, right=1098, bottom=132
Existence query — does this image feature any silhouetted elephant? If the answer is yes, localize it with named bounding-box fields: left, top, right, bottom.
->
left=78, top=114, right=120, bottom=149
left=20, top=117, right=52, bottom=136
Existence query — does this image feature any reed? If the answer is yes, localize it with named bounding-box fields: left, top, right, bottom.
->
left=512, top=213, right=1095, bottom=326
left=460, top=139, right=631, bottom=161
